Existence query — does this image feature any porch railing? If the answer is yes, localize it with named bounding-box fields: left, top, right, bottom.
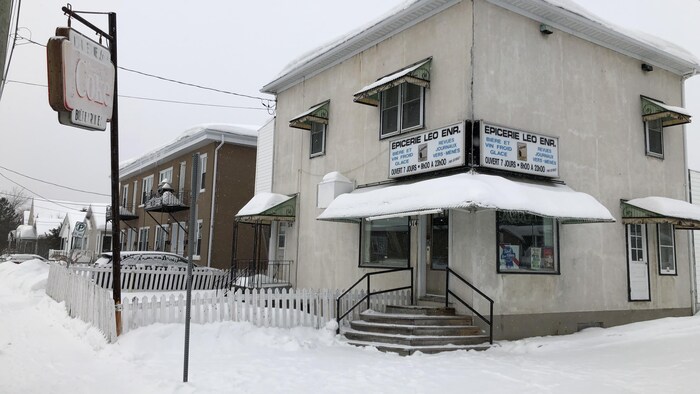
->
left=230, top=259, right=293, bottom=289
left=445, top=267, right=494, bottom=344
left=335, top=267, right=413, bottom=334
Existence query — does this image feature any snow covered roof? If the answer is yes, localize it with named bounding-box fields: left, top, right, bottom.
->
left=622, top=196, right=700, bottom=229
left=263, top=0, right=698, bottom=94
left=119, top=123, right=259, bottom=179
left=318, top=172, right=614, bottom=223
left=16, top=224, right=36, bottom=240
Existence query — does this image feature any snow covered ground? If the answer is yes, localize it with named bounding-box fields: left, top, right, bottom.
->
left=1, top=260, right=699, bottom=394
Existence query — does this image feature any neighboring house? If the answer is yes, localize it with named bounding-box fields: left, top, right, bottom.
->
left=251, top=0, right=700, bottom=340
left=118, top=123, right=258, bottom=269
left=690, top=169, right=700, bottom=312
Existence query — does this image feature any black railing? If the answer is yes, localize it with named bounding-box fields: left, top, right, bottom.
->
left=143, top=189, right=191, bottom=211
left=230, top=259, right=293, bottom=289
left=445, top=267, right=494, bottom=344
left=335, top=267, right=413, bottom=334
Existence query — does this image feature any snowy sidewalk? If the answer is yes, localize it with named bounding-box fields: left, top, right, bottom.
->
left=1, top=260, right=700, bottom=394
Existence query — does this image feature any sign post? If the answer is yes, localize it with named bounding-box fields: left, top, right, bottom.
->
left=48, top=6, right=123, bottom=336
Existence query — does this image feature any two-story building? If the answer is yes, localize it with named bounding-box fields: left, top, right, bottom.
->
left=254, top=0, right=700, bottom=340
left=119, top=124, right=257, bottom=269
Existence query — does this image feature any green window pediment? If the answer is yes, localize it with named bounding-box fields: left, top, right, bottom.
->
left=289, top=101, right=329, bottom=130
left=641, top=96, right=691, bottom=127
left=353, top=58, right=432, bottom=107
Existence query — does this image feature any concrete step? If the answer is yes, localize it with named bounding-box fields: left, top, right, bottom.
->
left=360, top=310, right=473, bottom=326
left=343, top=328, right=489, bottom=347
left=385, top=305, right=455, bottom=316
left=350, top=320, right=481, bottom=336
left=345, top=340, right=491, bottom=356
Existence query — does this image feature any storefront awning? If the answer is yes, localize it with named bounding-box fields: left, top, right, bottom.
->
left=621, top=196, right=700, bottom=229
left=641, top=96, right=691, bottom=127
left=289, top=100, right=329, bottom=130
left=236, top=193, right=297, bottom=223
left=353, top=58, right=431, bottom=106
left=318, top=173, right=614, bottom=223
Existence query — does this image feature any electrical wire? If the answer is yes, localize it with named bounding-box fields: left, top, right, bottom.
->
left=0, top=165, right=110, bottom=197
left=0, top=172, right=87, bottom=212
left=6, top=79, right=269, bottom=110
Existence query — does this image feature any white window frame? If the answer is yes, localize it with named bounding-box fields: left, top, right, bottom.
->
left=179, top=161, right=187, bottom=197
left=309, top=122, right=326, bottom=157
left=159, top=167, right=173, bottom=185
left=199, top=154, right=208, bottom=193
left=141, top=175, right=154, bottom=206
left=194, top=219, right=203, bottom=260
left=121, top=184, right=129, bottom=208
left=132, top=180, right=138, bottom=211
left=138, top=227, right=150, bottom=251
left=645, top=118, right=664, bottom=158
left=379, top=82, right=425, bottom=139
left=154, top=226, right=167, bottom=251
left=657, top=223, right=676, bottom=275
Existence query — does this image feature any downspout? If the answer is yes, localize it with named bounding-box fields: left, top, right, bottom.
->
left=206, top=134, right=225, bottom=267
left=682, top=69, right=699, bottom=315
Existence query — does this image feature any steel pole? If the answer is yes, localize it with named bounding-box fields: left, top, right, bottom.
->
left=184, top=153, right=199, bottom=382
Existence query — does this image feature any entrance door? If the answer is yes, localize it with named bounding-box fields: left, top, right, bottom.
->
left=627, top=224, right=650, bottom=301
left=425, top=214, right=449, bottom=296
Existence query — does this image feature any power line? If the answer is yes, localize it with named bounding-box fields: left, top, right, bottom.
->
left=0, top=165, right=110, bottom=197
left=6, top=79, right=270, bottom=110
left=14, top=35, right=275, bottom=108
left=0, top=172, right=86, bottom=212
left=0, top=191, right=102, bottom=207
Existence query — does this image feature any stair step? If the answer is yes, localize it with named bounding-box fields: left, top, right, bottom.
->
left=345, top=340, right=491, bottom=356
left=361, top=311, right=473, bottom=326
left=385, top=305, right=455, bottom=316
left=343, top=328, right=489, bottom=347
left=350, top=320, right=481, bottom=336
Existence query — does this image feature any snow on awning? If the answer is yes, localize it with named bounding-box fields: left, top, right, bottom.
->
left=289, top=100, right=329, bottom=130
left=641, top=96, right=691, bottom=127
left=236, top=193, right=297, bottom=223
left=621, top=196, right=700, bottom=229
left=318, top=173, right=614, bottom=223
left=353, top=58, right=432, bottom=106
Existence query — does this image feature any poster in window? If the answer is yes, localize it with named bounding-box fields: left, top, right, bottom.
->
left=530, top=247, right=542, bottom=270
left=542, top=248, right=554, bottom=270
left=499, top=244, right=520, bottom=270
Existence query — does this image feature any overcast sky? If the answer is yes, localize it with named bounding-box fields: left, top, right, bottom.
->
left=1, top=0, right=699, bottom=205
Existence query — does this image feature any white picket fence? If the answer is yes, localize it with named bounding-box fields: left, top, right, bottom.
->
left=46, top=263, right=118, bottom=342
left=45, top=263, right=412, bottom=340
left=68, top=265, right=230, bottom=291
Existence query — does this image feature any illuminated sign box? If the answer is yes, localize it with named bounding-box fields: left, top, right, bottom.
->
left=388, top=122, right=465, bottom=179
left=480, top=122, right=559, bottom=178
left=47, top=27, right=115, bottom=131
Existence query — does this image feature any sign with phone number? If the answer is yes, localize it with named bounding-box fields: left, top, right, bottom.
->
left=388, top=122, right=465, bottom=179
left=480, top=122, right=559, bottom=178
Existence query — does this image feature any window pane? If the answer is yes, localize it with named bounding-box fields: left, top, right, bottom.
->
left=310, top=123, right=325, bottom=155
left=658, top=223, right=675, bottom=274
left=361, top=217, right=410, bottom=267
left=402, top=99, right=421, bottom=129
left=380, top=86, right=400, bottom=136
left=647, top=119, right=663, bottom=156
left=382, top=85, right=400, bottom=108
left=497, top=212, right=557, bottom=273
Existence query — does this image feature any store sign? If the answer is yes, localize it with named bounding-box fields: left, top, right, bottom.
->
left=480, top=122, right=559, bottom=178
left=389, top=122, right=465, bottom=178
left=47, top=27, right=115, bottom=131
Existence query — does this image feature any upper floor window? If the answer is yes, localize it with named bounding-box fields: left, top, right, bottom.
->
left=289, top=100, right=330, bottom=158
left=645, top=118, right=663, bottom=158
left=141, top=175, right=154, bottom=205
left=353, top=58, right=432, bottom=140
left=380, top=82, right=424, bottom=138
left=159, top=167, right=173, bottom=185
left=121, top=184, right=129, bottom=208
left=199, top=154, right=207, bottom=192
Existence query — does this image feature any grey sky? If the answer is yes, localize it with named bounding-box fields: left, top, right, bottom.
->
left=1, top=0, right=698, bottom=205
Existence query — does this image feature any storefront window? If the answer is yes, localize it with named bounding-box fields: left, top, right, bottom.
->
left=360, top=217, right=410, bottom=267
left=497, top=212, right=558, bottom=274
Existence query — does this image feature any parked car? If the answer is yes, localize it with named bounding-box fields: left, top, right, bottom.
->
left=93, top=251, right=199, bottom=270
left=0, top=254, right=48, bottom=264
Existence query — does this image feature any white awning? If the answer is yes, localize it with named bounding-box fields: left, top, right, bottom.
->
left=317, top=173, right=614, bottom=223
left=621, top=196, right=700, bottom=229
left=236, top=193, right=296, bottom=223
left=353, top=58, right=431, bottom=106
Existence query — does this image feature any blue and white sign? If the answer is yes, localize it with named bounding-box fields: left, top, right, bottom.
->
left=389, top=123, right=465, bottom=179
left=480, top=122, right=559, bottom=178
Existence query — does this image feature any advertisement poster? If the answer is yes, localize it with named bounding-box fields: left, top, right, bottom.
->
left=543, top=248, right=554, bottom=270
left=480, top=122, right=559, bottom=178
left=499, top=244, right=520, bottom=270
left=530, top=247, right=542, bottom=270
left=389, top=122, right=465, bottom=178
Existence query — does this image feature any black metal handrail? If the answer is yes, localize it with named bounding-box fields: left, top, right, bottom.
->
left=335, top=267, right=413, bottom=334
left=445, top=267, right=494, bottom=344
